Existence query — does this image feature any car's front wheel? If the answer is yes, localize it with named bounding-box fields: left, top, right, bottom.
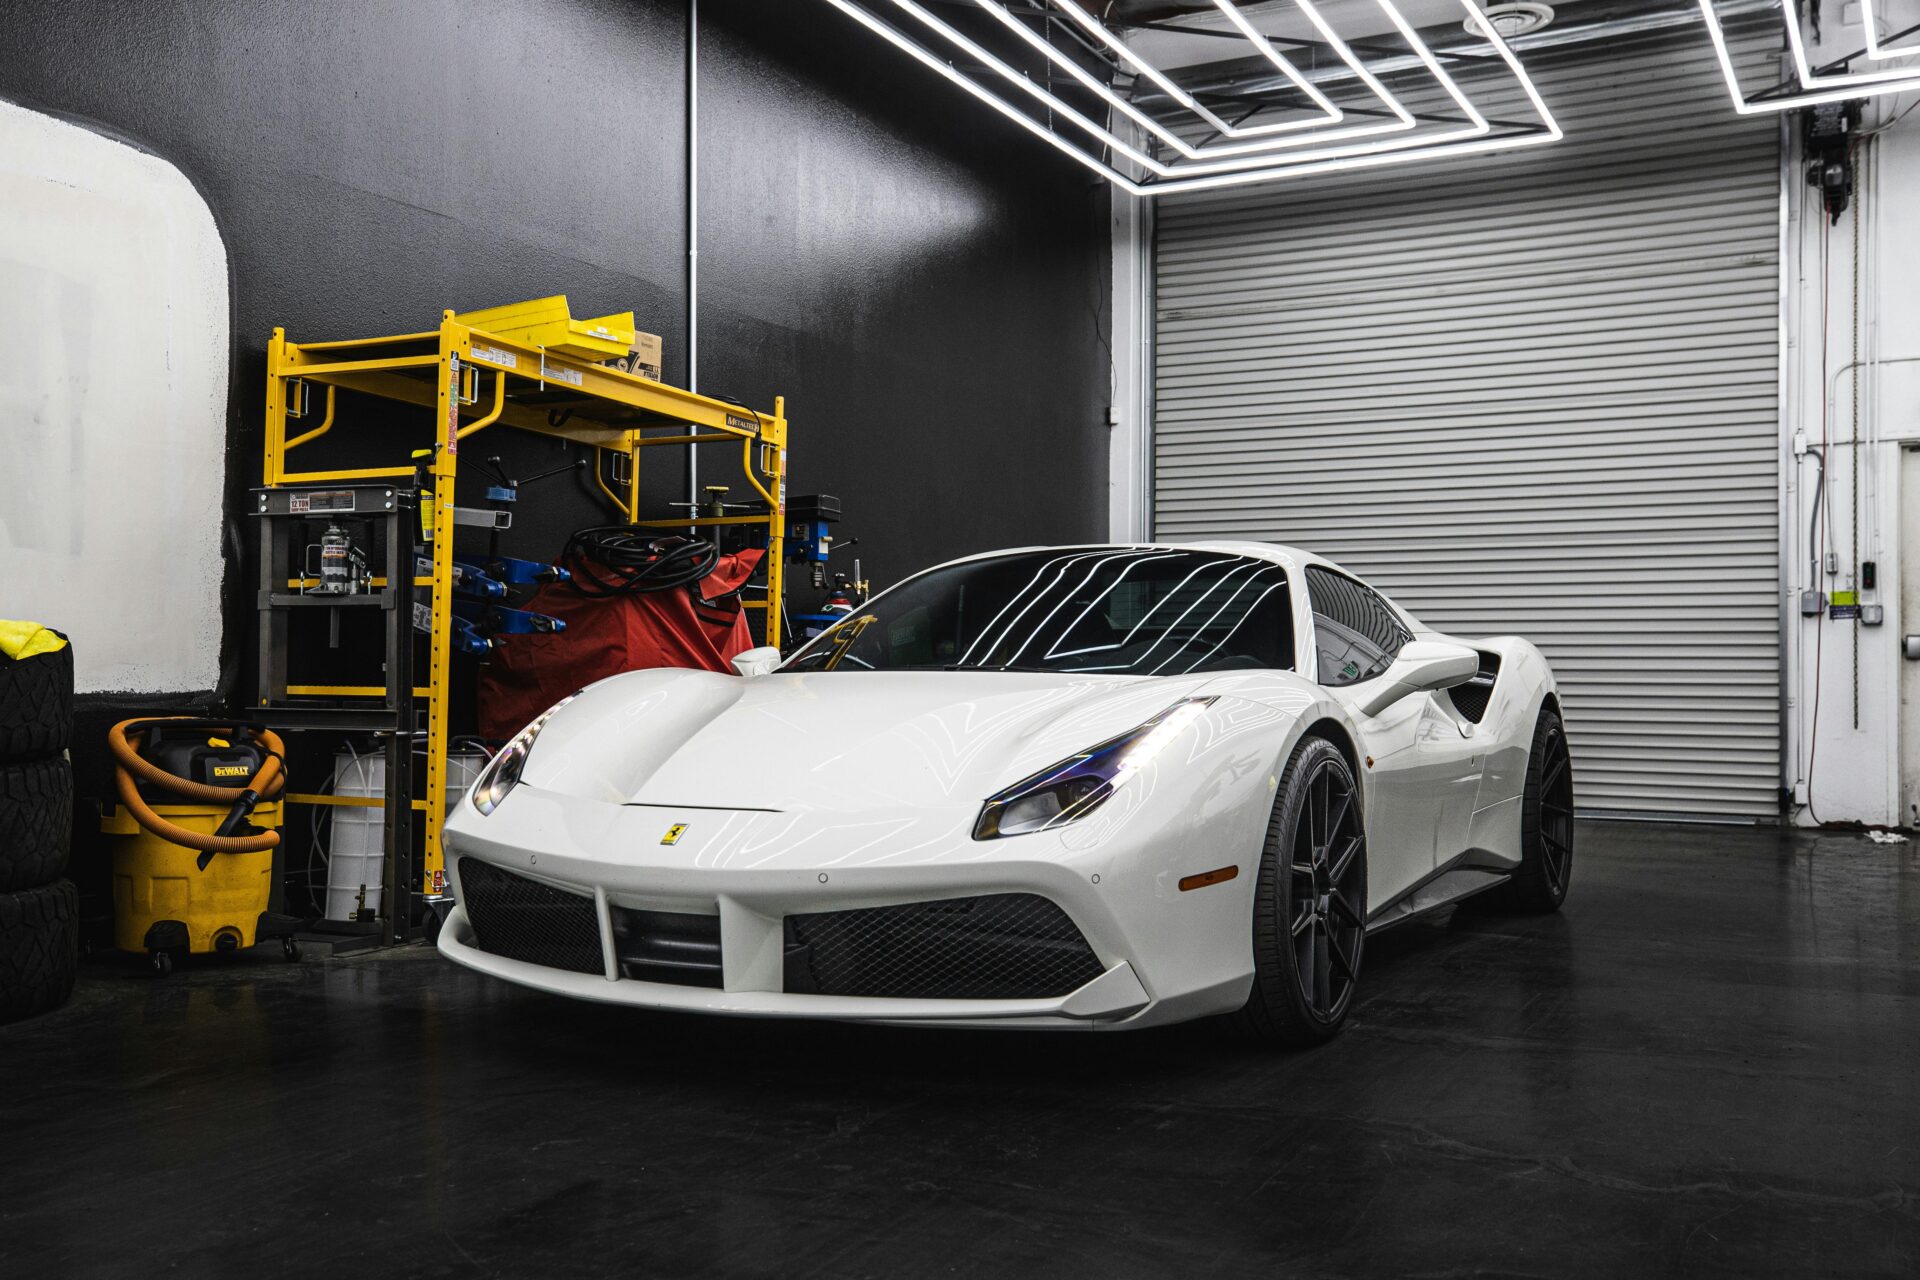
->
left=1230, top=735, right=1367, bottom=1047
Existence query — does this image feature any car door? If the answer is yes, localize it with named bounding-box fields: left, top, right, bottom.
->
left=1305, top=567, right=1484, bottom=910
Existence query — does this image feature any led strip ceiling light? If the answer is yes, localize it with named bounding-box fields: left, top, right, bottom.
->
left=1861, top=0, right=1920, bottom=58
left=819, top=0, right=1562, bottom=195
left=1700, top=0, right=1920, bottom=113
left=889, top=0, right=1480, bottom=178
left=969, top=0, right=1422, bottom=159
left=1783, top=0, right=1920, bottom=85
left=1048, top=0, right=1348, bottom=137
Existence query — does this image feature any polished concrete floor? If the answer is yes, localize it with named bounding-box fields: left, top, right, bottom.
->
left=3, top=822, right=1917, bottom=1278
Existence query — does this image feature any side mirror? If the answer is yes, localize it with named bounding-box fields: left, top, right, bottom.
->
left=730, top=646, right=783, bottom=678
left=1352, top=640, right=1480, bottom=718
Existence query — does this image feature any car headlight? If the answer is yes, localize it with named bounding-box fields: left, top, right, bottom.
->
left=470, top=693, right=580, bottom=815
left=973, top=698, right=1215, bottom=840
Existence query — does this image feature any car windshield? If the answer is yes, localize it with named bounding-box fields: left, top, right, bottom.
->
left=783, top=547, right=1293, bottom=675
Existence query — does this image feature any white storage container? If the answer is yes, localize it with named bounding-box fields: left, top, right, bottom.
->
left=323, top=749, right=485, bottom=921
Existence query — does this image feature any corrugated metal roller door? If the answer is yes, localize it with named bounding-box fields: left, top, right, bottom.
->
left=1152, top=28, right=1781, bottom=819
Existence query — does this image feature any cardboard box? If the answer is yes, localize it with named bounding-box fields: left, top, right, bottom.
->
left=627, top=330, right=663, bottom=382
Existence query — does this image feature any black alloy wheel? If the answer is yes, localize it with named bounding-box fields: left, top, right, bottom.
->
left=1491, top=707, right=1574, bottom=913
left=1231, top=735, right=1368, bottom=1046
left=1536, top=718, right=1574, bottom=897
left=1290, top=755, right=1366, bottom=1021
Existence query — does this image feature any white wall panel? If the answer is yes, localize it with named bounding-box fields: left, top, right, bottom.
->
left=0, top=98, right=229, bottom=693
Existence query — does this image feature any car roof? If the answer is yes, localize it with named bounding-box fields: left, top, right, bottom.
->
left=935, top=541, right=1332, bottom=576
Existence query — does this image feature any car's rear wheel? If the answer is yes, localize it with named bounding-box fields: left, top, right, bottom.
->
left=1488, top=707, right=1573, bottom=913
left=1229, top=735, right=1367, bottom=1047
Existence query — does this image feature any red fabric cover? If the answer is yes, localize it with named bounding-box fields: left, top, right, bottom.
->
left=478, top=547, right=764, bottom=743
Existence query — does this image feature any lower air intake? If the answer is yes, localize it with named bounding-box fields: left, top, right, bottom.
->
left=784, top=893, right=1104, bottom=999
left=610, top=907, right=723, bottom=988
left=458, top=857, right=603, bottom=975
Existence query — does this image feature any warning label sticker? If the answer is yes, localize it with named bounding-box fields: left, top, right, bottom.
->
left=290, top=490, right=355, bottom=514
left=446, top=355, right=461, bottom=455
left=469, top=344, right=518, bottom=369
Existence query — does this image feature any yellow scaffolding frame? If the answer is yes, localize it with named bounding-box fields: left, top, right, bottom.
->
left=261, top=310, right=788, bottom=898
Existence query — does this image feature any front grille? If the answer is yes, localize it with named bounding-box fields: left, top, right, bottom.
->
left=784, top=893, right=1104, bottom=1000
left=609, top=907, right=723, bottom=988
left=458, top=857, right=603, bottom=975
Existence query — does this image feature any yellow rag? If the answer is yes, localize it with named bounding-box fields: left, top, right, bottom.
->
left=0, top=620, right=68, bottom=661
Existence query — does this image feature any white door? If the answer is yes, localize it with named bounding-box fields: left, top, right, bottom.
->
left=1346, top=690, right=1485, bottom=905
left=1304, top=567, right=1481, bottom=906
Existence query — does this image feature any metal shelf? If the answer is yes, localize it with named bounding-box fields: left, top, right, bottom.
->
left=257, top=309, right=789, bottom=912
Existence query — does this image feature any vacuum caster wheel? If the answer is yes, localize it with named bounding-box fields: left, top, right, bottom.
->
left=150, top=951, right=173, bottom=978
left=282, top=937, right=301, bottom=963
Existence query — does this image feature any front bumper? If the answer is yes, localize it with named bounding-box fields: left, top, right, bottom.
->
left=435, top=782, right=1261, bottom=1029
left=438, top=903, right=1151, bottom=1027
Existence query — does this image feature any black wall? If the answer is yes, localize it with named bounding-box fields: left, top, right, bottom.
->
left=0, top=0, right=1110, bottom=915
left=0, top=0, right=1111, bottom=605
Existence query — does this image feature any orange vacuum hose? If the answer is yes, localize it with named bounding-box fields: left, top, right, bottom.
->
left=107, top=718, right=288, bottom=855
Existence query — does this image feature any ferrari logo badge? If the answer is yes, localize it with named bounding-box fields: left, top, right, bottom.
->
left=661, top=823, right=688, bottom=846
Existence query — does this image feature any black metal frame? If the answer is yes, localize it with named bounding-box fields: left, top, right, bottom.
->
left=253, top=483, right=419, bottom=946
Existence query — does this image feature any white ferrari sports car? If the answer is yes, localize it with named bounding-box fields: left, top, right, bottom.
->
left=438, top=542, right=1573, bottom=1044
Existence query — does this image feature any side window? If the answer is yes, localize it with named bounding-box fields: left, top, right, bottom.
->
left=1307, top=567, right=1412, bottom=687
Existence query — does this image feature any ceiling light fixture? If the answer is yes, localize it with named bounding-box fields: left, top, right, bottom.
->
left=1781, top=0, right=1920, bottom=86
left=1048, top=0, right=1347, bottom=135
left=968, top=0, right=1420, bottom=161
left=1859, top=0, right=1920, bottom=58
left=820, top=0, right=1561, bottom=195
left=887, top=0, right=1469, bottom=178
left=1698, top=0, right=1920, bottom=113
left=886, top=0, right=1493, bottom=181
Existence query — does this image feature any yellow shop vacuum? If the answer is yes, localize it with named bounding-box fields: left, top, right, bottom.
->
left=103, top=718, right=301, bottom=975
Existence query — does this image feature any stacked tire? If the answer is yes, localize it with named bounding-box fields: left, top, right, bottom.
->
left=0, top=632, right=77, bottom=1024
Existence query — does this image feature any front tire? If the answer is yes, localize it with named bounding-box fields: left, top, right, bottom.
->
left=1230, top=736, right=1367, bottom=1047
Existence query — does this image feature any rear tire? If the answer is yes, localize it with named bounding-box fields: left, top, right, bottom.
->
left=0, top=756, right=72, bottom=893
left=0, top=879, right=79, bottom=1023
left=1229, top=736, right=1368, bottom=1047
left=1488, top=707, right=1574, bottom=913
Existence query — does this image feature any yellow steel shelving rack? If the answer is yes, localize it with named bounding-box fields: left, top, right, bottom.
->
left=257, top=308, right=787, bottom=929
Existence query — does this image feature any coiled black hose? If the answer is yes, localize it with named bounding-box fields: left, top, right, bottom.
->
left=563, top=528, right=720, bottom=597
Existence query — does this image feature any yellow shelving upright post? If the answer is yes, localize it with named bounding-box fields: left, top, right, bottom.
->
left=421, top=314, right=462, bottom=897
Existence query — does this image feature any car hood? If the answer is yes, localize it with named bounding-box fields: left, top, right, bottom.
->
left=518, top=669, right=1229, bottom=813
